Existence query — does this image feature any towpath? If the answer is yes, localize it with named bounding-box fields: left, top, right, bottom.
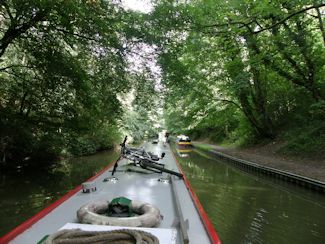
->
left=193, top=142, right=325, bottom=182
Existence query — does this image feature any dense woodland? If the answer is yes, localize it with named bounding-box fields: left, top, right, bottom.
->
left=0, top=0, right=324, bottom=167
left=157, top=0, right=325, bottom=155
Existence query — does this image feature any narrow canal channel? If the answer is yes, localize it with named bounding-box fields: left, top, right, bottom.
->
left=1, top=146, right=325, bottom=244
left=0, top=150, right=118, bottom=236
left=175, top=148, right=325, bottom=244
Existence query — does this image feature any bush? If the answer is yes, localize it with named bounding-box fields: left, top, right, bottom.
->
left=67, top=124, right=120, bottom=156
left=280, top=122, right=325, bottom=157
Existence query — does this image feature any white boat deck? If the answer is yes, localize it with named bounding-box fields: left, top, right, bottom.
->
left=5, top=142, right=219, bottom=243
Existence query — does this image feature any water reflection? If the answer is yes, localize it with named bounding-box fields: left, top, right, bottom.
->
left=176, top=149, right=193, bottom=158
left=176, top=148, right=325, bottom=244
left=0, top=150, right=118, bottom=236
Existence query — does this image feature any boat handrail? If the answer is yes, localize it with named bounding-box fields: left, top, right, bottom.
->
left=171, top=175, right=189, bottom=244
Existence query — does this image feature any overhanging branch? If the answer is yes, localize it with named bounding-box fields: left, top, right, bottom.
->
left=217, top=98, right=242, bottom=110
left=55, top=27, right=101, bottom=43
left=0, top=64, right=34, bottom=72
left=198, top=3, right=325, bottom=35
left=253, top=3, right=325, bottom=34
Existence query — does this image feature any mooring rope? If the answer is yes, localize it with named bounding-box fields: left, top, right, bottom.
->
left=44, top=228, right=159, bottom=244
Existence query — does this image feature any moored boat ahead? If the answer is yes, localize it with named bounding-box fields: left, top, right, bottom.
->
left=176, top=135, right=193, bottom=157
left=0, top=137, right=221, bottom=244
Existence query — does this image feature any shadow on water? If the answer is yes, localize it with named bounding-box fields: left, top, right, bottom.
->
left=0, top=150, right=118, bottom=236
left=176, top=148, right=325, bottom=244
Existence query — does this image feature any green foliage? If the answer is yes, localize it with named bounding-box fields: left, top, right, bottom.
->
left=1, top=0, right=324, bottom=163
left=0, top=0, right=158, bottom=165
left=122, top=104, right=160, bottom=143
left=280, top=122, right=325, bottom=157
left=68, top=136, right=97, bottom=156
left=226, top=117, right=257, bottom=146
left=67, top=123, right=120, bottom=156
left=151, top=0, right=325, bottom=155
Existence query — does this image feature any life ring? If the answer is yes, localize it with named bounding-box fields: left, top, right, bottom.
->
left=77, top=200, right=162, bottom=227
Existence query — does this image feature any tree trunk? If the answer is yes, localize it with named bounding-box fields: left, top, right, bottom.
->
left=245, top=34, right=275, bottom=139
left=314, top=4, right=325, bottom=46
left=0, top=9, right=47, bottom=58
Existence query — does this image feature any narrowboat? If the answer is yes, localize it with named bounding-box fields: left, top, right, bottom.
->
left=176, top=135, right=193, bottom=157
left=0, top=137, right=220, bottom=244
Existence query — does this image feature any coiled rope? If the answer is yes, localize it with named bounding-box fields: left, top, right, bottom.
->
left=44, top=228, right=159, bottom=244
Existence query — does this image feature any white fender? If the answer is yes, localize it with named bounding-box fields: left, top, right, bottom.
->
left=77, top=200, right=162, bottom=227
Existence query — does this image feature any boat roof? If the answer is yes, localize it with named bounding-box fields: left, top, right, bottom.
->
left=177, top=135, right=190, bottom=140
left=1, top=142, right=220, bottom=244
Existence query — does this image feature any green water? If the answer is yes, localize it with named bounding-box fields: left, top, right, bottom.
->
left=176, top=149, right=325, bottom=244
left=0, top=150, right=118, bottom=236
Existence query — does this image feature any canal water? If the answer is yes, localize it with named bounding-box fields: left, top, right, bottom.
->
left=0, top=150, right=118, bottom=236
left=175, top=149, right=325, bottom=244
left=1, top=147, right=325, bottom=244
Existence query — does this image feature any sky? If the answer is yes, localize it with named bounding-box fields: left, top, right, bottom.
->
left=121, top=0, right=153, bottom=13
left=119, top=0, right=164, bottom=128
left=121, top=0, right=163, bottom=90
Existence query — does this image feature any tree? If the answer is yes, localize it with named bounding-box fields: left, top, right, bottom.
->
left=150, top=0, right=325, bottom=144
left=0, top=0, right=156, bottom=164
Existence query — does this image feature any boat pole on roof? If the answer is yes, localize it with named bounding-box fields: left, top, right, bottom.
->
left=139, top=159, right=183, bottom=178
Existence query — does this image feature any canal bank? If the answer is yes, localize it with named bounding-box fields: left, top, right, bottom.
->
left=193, top=142, right=325, bottom=183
